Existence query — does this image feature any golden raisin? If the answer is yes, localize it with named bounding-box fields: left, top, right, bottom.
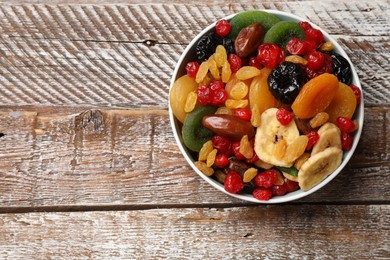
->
left=319, top=41, right=334, bottom=52
left=230, top=82, right=249, bottom=100
left=208, top=58, right=220, bottom=80
left=225, top=99, right=248, bottom=109
left=184, top=91, right=197, bottom=113
left=199, top=140, right=213, bottom=161
left=221, top=60, right=232, bottom=83
left=194, top=161, right=214, bottom=176
left=206, top=149, right=218, bottom=167
left=196, top=60, right=210, bottom=83
left=214, top=45, right=227, bottom=68
left=285, top=55, right=308, bottom=65
left=239, top=135, right=254, bottom=159
left=243, top=168, right=258, bottom=183
left=309, top=112, right=330, bottom=129
left=236, top=66, right=261, bottom=80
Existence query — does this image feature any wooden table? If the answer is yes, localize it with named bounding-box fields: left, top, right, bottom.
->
left=0, top=0, right=388, bottom=258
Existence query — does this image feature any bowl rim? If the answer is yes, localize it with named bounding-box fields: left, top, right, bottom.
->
left=169, top=9, right=364, bottom=204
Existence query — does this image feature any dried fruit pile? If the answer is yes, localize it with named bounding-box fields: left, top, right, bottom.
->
left=170, top=10, right=362, bottom=201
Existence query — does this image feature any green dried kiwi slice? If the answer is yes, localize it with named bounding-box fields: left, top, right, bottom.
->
left=182, top=105, right=218, bottom=152
left=263, top=21, right=306, bottom=49
left=229, top=10, right=280, bottom=41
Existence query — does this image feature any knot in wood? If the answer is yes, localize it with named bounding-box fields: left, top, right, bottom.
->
left=75, top=110, right=106, bottom=133
left=143, top=39, right=157, bottom=46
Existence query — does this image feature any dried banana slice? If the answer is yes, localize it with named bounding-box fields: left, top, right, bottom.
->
left=298, top=147, right=343, bottom=191
left=312, top=123, right=341, bottom=155
left=254, top=108, right=300, bottom=167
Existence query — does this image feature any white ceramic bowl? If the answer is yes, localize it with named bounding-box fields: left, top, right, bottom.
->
left=169, top=10, right=364, bottom=203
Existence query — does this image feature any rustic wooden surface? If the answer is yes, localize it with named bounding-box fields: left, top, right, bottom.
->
left=0, top=0, right=389, bottom=259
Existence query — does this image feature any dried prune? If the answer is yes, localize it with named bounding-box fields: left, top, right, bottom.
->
left=222, top=37, right=235, bottom=55
left=331, top=53, right=352, bottom=85
left=195, top=32, right=235, bottom=63
left=196, top=33, right=218, bottom=62
left=268, top=61, right=307, bottom=104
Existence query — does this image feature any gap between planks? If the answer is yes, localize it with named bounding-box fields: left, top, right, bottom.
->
left=1, top=199, right=390, bottom=214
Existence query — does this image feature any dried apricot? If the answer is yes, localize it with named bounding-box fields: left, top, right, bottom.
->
left=170, top=75, right=198, bottom=123
left=249, top=68, right=279, bottom=116
left=325, top=82, right=357, bottom=123
left=291, top=73, right=339, bottom=119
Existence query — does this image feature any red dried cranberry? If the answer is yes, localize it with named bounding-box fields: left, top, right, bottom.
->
left=257, top=43, right=285, bottom=69
left=224, top=171, right=244, bottom=194
left=210, top=88, right=228, bottom=106
left=276, top=108, right=293, bottom=126
left=298, top=21, right=312, bottom=31
left=234, top=108, right=252, bottom=121
left=350, top=84, right=362, bottom=105
left=232, top=141, right=246, bottom=160
left=185, top=61, right=200, bottom=78
left=208, top=80, right=228, bottom=106
left=336, top=116, right=355, bottom=133
left=215, top=154, right=230, bottom=168
left=215, top=19, right=231, bottom=37
left=341, top=131, right=353, bottom=150
left=271, top=184, right=287, bottom=196
left=304, top=52, right=333, bottom=79
left=306, top=130, right=320, bottom=150
left=307, top=50, right=325, bottom=71
left=212, top=135, right=233, bottom=156
left=253, top=187, right=273, bottom=201
left=286, top=38, right=307, bottom=55
left=304, top=40, right=317, bottom=53
left=305, top=28, right=325, bottom=46
left=254, top=170, right=278, bottom=188
left=228, top=54, right=243, bottom=73
left=284, top=179, right=300, bottom=192
left=249, top=56, right=263, bottom=70
left=246, top=152, right=259, bottom=164
left=197, top=85, right=211, bottom=105
left=209, top=80, right=224, bottom=91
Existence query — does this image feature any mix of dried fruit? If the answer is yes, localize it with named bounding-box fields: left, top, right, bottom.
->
left=169, top=10, right=362, bottom=201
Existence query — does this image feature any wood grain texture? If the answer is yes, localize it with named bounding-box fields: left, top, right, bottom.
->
left=0, top=2, right=388, bottom=107
left=0, top=205, right=389, bottom=259
left=0, top=1, right=388, bottom=258
left=0, top=107, right=388, bottom=210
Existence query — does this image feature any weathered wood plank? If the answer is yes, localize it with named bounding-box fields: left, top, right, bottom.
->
left=0, top=205, right=389, bottom=259
left=0, top=106, right=388, bottom=210
left=0, top=3, right=388, bottom=107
